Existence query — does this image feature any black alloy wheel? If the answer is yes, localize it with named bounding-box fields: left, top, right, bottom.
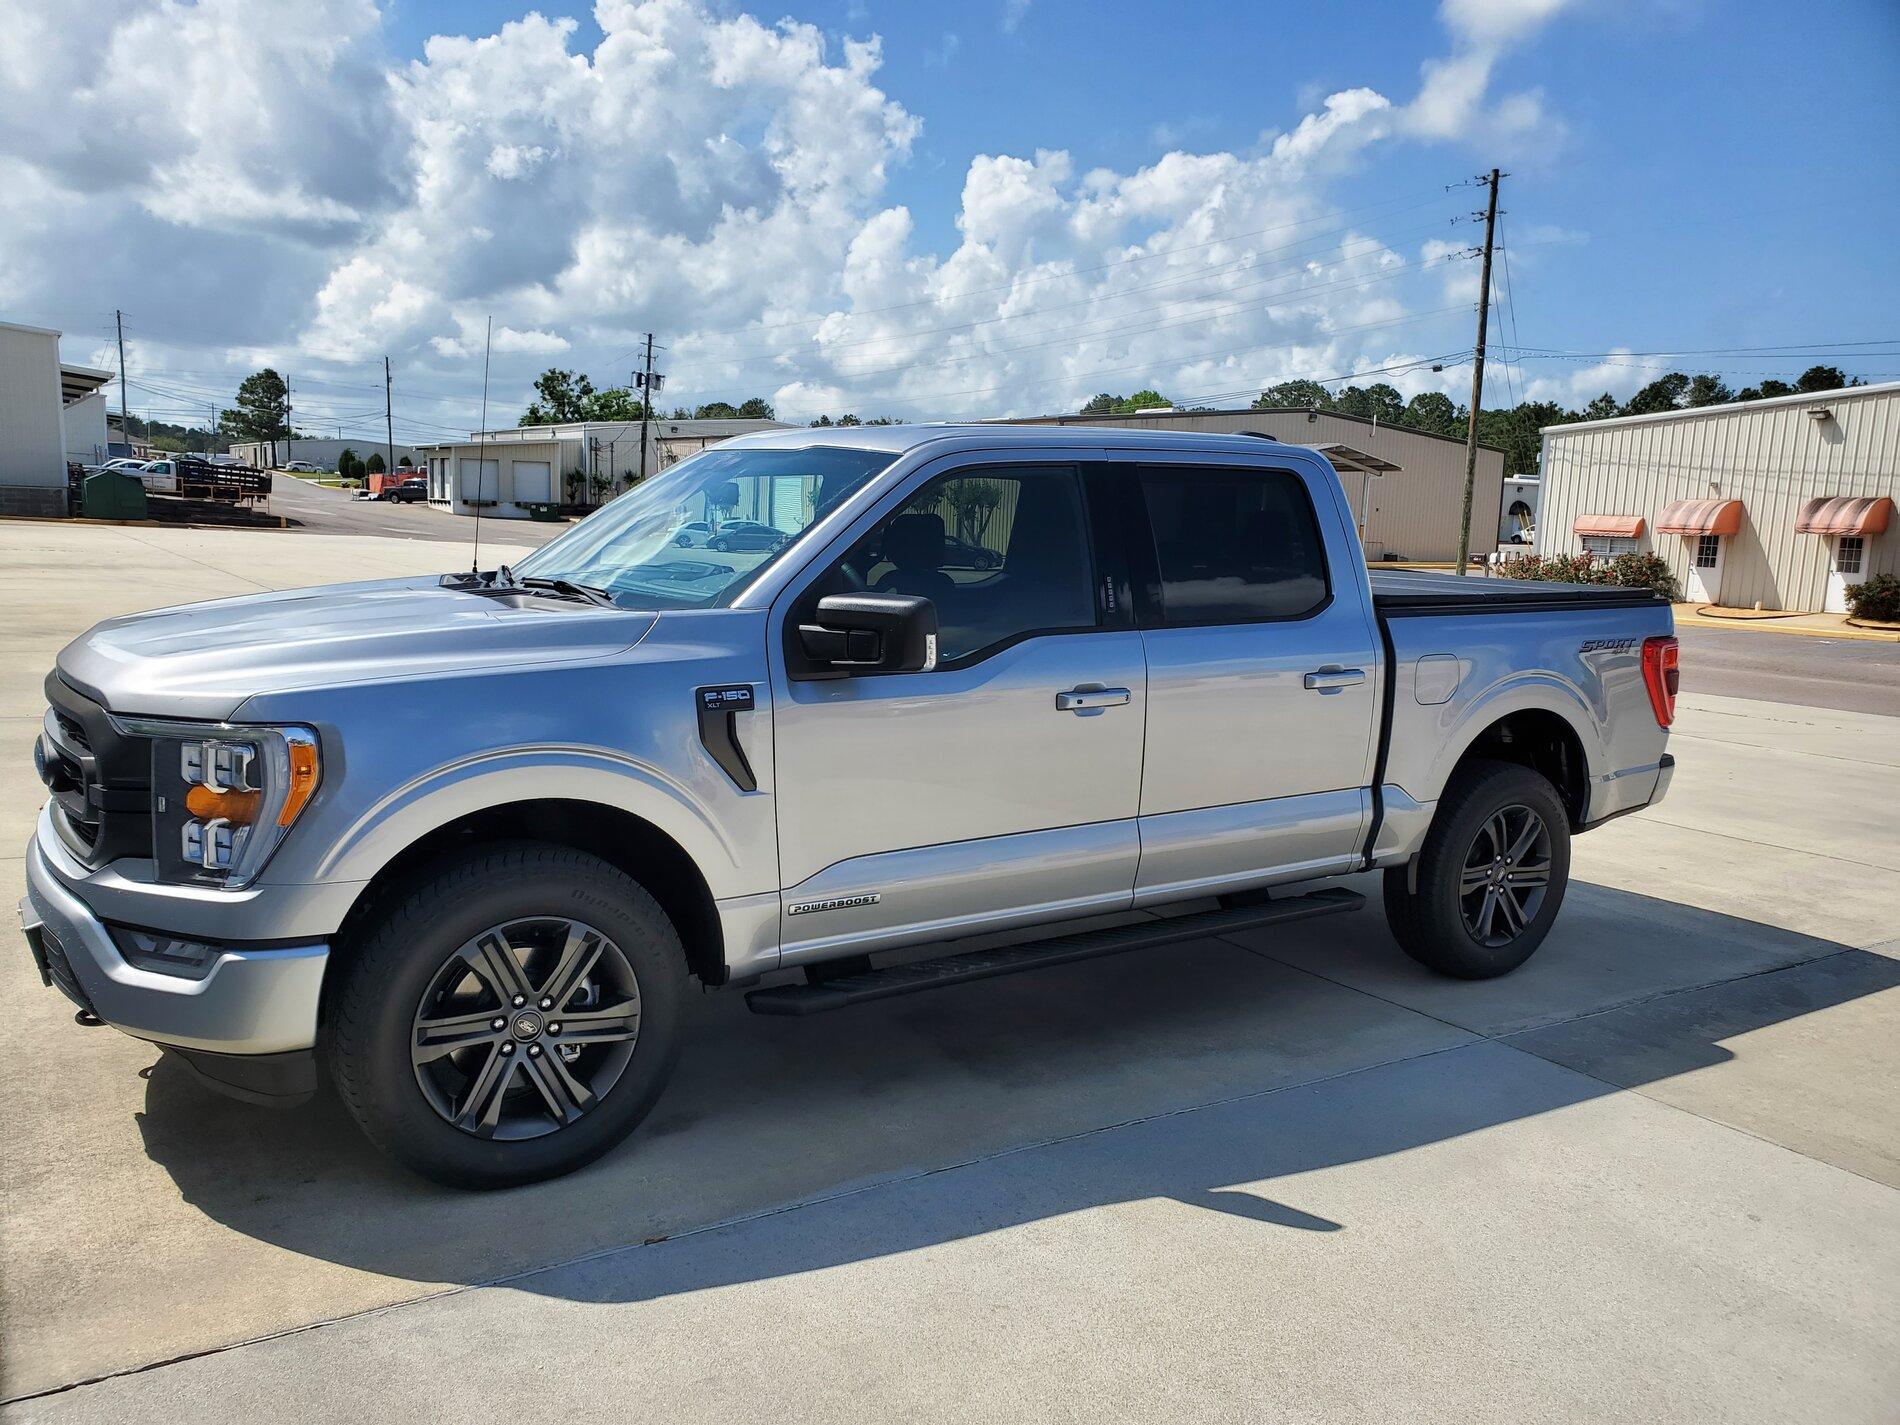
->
left=410, top=917, right=641, bottom=1140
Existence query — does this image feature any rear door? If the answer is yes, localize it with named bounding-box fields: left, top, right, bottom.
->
left=1111, top=449, right=1381, bottom=902
left=769, top=451, right=1146, bottom=960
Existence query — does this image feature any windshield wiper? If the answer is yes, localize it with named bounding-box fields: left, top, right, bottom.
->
left=514, top=575, right=617, bottom=607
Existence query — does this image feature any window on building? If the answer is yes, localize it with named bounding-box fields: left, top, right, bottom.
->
left=1582, top=534, right=1639, bottom=558
left=1694, top=534, right=1720, bottom=569
left=1836, top=535, right=1865, bottom=575
left=1135, top=466, right=1330, bottom=623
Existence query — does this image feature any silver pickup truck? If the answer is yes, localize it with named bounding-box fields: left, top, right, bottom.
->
left=24, top=425, right=1677, bottom=1187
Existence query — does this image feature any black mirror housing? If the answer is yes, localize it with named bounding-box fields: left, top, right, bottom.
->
left=796, top=593, right=938, bottom=678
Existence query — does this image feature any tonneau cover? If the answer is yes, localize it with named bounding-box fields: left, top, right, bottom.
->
left=1370, top=568, right=1667, bottom=615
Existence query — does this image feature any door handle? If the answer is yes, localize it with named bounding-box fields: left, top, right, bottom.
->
left=1303, top=668, right=1366, bottom=691
left=1056, top=686, right=1131, bottom=712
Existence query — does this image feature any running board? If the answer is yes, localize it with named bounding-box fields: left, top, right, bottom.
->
left=745, top=887, right=1363, bottom=1017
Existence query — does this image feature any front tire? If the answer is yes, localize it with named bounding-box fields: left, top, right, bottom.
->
left=326, top=843, right=688, bottom=1189
left=1383, top=759, right=1571, bottom=979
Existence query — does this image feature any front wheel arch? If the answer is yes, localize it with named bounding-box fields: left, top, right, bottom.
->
left=326, top=799, right=726, bottom=1023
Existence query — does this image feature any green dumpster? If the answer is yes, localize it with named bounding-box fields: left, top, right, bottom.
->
left=83, top=470, right=148, bottom=520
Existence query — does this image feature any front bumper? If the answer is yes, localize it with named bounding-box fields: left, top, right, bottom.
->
left=21, top=833, right=329, bottom=1057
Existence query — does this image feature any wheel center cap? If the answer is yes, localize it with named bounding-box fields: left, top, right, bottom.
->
left=510, top=1010, right=544, bottom=1041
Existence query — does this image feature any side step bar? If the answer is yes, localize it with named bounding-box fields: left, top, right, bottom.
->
left=746, top=887, right=1363, bottom=1017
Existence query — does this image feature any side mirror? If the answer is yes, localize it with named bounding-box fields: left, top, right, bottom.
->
left=797, top=593, right=938, bottom=678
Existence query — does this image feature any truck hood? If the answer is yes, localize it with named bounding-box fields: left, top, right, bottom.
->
left=56, top=576, right=656, bottom=722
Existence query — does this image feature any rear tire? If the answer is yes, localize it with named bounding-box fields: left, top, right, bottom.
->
left=1383, top=759, right=1571, bottom=979
left=326, top=843, right=689, bottom=1189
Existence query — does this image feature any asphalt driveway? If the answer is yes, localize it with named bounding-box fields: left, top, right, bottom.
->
left=1, top=521, right=1895, bottom=1421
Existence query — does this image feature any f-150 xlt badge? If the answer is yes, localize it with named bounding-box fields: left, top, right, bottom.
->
left=788, top=893, right=881, bottom=916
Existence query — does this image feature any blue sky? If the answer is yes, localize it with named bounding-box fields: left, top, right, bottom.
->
left=4, top=0, right=1896, bottom=439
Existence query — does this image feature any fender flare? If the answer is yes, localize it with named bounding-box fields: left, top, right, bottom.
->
left=1413, top=672, right=1604, bottom=808
left=307, top=743, right=746, bottom=897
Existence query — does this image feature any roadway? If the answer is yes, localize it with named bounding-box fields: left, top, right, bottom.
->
left=1676, top=624, right=1900, bottom=715
left=264, top=474, right=566, bottom=548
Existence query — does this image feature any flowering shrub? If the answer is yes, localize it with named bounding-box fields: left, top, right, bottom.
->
left=1494, top=551, right=1680, bottom=601
left=1845, top=573, right=1900, bottom=623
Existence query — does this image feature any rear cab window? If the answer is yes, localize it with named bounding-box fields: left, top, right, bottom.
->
left=1130, top=465, right=1331, bottom=625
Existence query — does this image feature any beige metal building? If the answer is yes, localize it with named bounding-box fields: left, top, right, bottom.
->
left=1000, top=407, right=1506, bottom=563
left=1539, top=380, right=1899, bottom=612
left=415, top=417, right=791, bottom=518
left=0, top=319, right=113, bottom=516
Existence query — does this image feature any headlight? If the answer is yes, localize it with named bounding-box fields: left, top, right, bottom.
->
left=113, top=719, right=322, bottom=889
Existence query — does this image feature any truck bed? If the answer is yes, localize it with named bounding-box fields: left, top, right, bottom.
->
left=1369, top=568, right=1666, bottom=616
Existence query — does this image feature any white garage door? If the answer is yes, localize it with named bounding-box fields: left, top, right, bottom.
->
left=512, top=460, right=553, bottom=504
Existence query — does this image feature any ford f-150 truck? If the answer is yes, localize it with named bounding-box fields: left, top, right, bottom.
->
left=23, top=426, right=1677, bottom=1188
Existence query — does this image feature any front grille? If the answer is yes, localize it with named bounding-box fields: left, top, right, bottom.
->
left=37, top=673, right=153, bottom=868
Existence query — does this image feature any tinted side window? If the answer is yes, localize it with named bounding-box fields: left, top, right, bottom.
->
left=1135, top=466, right=1330, bottom=624
left=819, top=465, right=1097, bottom=665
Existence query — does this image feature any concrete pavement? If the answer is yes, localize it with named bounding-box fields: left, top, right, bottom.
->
left=263, top=473, right=566, bottom=546
left=2, top=521, right=1896, bottom=1420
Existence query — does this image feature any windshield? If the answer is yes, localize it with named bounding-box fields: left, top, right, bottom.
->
left=511, top=445, right=896, bottom=610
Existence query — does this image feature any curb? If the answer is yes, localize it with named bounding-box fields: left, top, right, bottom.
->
left=1671, top=608, right=1900, bottom=645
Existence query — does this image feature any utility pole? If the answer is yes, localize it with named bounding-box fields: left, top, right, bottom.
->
left=1455, top=167, right=1501, bottom=575
left=383, top=355, right=396, bottom=477
left=114, top=310, right=129, bottom=453
left=634, top=333, right=664, bottom=486
left=282, top=373, right=292, bottom=470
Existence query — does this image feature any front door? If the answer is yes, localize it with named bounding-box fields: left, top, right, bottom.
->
left=1111, top=450, right=1382, bottom=903
left=1825, top=535, right=1866, bottom=613
left=1686, top=533, right=1724, bottom=604
left=770, top=457, right=1145, bottom=962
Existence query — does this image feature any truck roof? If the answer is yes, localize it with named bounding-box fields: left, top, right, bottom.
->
left=720, top=422, right=1326, bottom=461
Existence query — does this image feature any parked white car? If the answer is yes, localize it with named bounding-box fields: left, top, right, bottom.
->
left=282, top=461, right=322, bottom=474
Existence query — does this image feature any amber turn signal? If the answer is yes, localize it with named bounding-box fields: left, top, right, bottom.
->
left=183, top=784, right=263, bottom=824
left=279, top=737, right=320, bottom=826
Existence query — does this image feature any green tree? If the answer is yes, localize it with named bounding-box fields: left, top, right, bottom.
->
left=1401, top=391, right=1459, bottom=436
left=1581, top=392, right=1623, bottom=420
left=1794, top=365, right=1858, bottom=394
left=584, top=387, right=647, bottom=421
left=1625, top=372, right=1690, bottom=415
left=336, top=448, right=361, bottom=481
left=365, top=451, right=386, bottom=475
left=521, top=368, right=596, bottom=425
left=1122, top=388, right=1170, bottom=412
left=1080, top=393, right=1122, bottom=415
left=1683, top=373, right=1734, bottom=407
left=1252, top=379, right=1335, bottom=411
left=737, top=397, right=776, bottom=419
left=1737, top=379, right=1794, bottom=402
left=810, top=414, right=834, bottom=427
left=1335, top=382, right=1404, bottom=424
left=693, top=400, right=742, bottom=419
left=217, top=368, right=292, bottom=464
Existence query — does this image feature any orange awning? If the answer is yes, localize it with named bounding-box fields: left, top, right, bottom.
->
left=1574, top=513, right=1646, bottom=538
left=1656, top=498, right=1744, bottom=536
left=1796, top=496, right=1894, bottom=537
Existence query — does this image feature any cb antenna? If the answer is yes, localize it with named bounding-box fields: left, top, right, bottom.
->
left=470, top=315, right=493, bottom=577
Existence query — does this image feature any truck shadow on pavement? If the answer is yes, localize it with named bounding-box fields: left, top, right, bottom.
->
left=133, top=882, right=1899, bottom=1306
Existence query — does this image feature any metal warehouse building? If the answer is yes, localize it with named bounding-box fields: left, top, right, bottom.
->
left=1539, top=381, right=1899, bottom=612
left=1000, top=407, right=1506, bottom=563
left=415, top=417, right=791, bottom=519
left=0, top=319, right=113, bottom=517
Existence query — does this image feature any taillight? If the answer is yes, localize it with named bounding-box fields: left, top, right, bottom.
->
left=1642, top=635, right=1679, bottom=727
